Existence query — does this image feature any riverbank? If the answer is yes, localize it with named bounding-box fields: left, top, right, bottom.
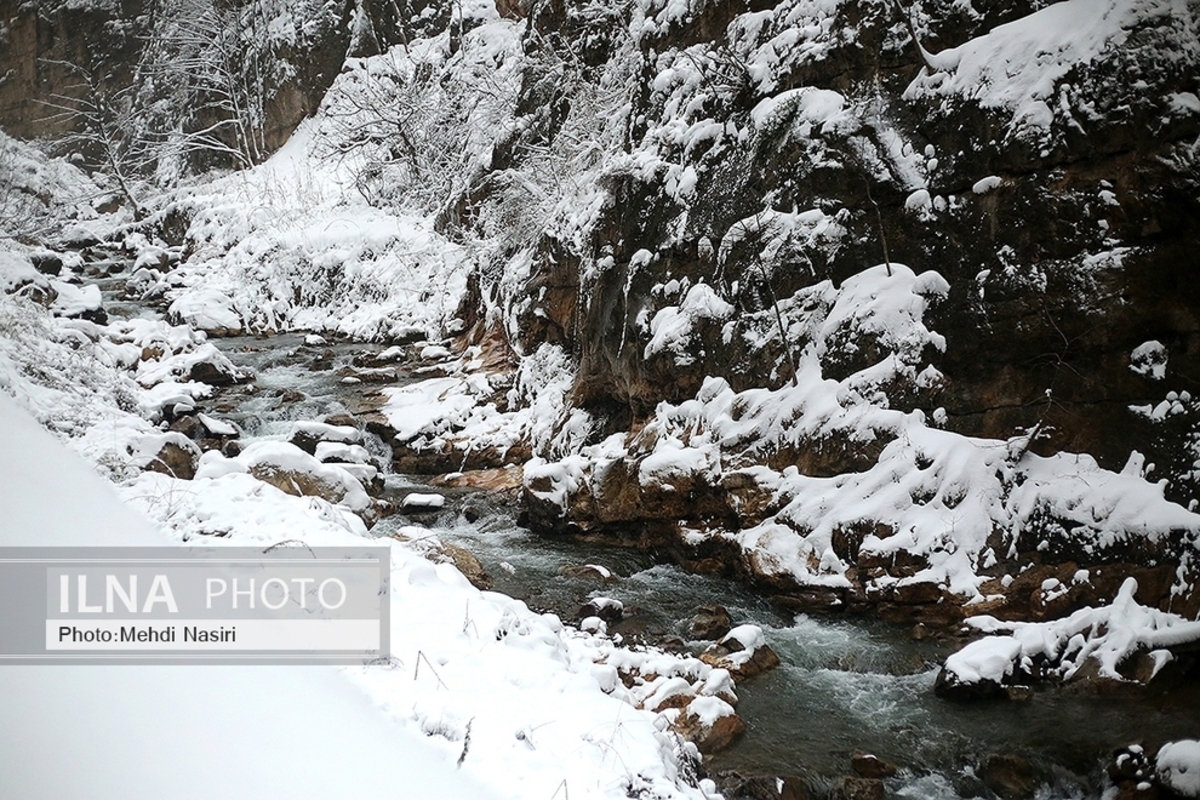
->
left=0, top=226, right=724, bottom=799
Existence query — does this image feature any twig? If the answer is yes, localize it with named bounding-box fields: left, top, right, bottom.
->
left=863, top=178, right=892, bottom=277
left=262, top=539, right=316, bottom=556
left=457, top=718, right=474, bottom=767
left=414, top=650, right=449, bottom=689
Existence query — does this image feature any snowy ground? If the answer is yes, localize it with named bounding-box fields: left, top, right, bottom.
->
left=0, top=391, right=501, bottom=800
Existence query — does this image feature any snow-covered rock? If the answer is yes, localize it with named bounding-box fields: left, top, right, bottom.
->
left=937, top=578, right=1200, bottom=700
left=1157, top=740, right=1200, bottom=797
left=199, top=442, right=373, bottom=514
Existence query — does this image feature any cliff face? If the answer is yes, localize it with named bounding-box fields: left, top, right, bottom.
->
left=480, top=0, right=1200, bottom=504
left=0, top=0, right=354, bottom=166
left=0, top=0, right=147, bottom=140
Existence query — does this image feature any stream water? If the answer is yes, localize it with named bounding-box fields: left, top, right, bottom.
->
left=93, top=257, right=1199, bottom=800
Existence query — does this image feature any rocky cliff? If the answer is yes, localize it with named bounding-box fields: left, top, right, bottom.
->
left=442, top=0, right=1200, bottom=621
left=0, top=0, right=357, bottom=168
left=474, top=0, right=1200, bottom=498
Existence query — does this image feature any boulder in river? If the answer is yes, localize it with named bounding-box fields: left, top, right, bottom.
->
left=935, top=578, right=1200, bottom=701
left=402, top=492, right=446, bottom=513
left=1156, top=740, right=1200, bottom=799
left=701, top=624, right=781, bottom=680
left=289, top=420, right=362, bottom=454
left=559, top=564, right=618, bottom=583
left=831, top=777, right=885, bottom=800
left=188, top=357, right=240, bottom=386
left=434, top=465, right=524, bottom=496
left=1109, top=744, right=1154, bottom=795
left=689, top=605, right=732, bottom=640
left=578, top=596, right=624, bottom=623
left=851, top=751, right=896, bottom=779
left=673, top=697, right=746, bottom=755
left=978, top=753, right=1040, bottom=800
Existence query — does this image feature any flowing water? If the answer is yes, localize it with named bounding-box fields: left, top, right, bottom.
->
left=93, top=256, right=1200, bottom=799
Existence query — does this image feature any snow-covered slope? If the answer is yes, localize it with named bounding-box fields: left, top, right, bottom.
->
left=0, top=391, right=500, bottom=799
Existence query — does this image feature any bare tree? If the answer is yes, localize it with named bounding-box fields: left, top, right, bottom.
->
left=38, top=0, right=293, bottom=204
left=40, top=60, right=148, bottom=219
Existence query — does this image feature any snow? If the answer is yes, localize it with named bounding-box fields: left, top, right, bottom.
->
left=160, top=121, right=473, bottom=341
left=291, top=420, right=361, bottom=444
left=135, top=341, right=242, bottom=388
left=722, top=624, right=766, bottom=652
left=1131, top=340, right=1168, bottom=379
left=383, top=376, right=493, bottom=441
left=971, top=176, right=1003, bottom=195
left=1157, top=740, right=1200, bottom=797
left=0, top=129, right=118, bottom=242
left=529, top=262, right=1200, bottom=598
left=0, top=392, right=500, bottom=800
left=0, top=285, right=721, bottom=800
left=750, top=88, right=850, bottom=134
left=403, top=492, right=447, bottom=509
left=315, top=441, right=372, bottom=464
left=167, top=288, right=243, bottom=333
left=645, top=283, right=734, bottom=365
left=905, top=0, right=1176, bottom=138
left=951, top=578, right=1200, bottom=686
left=197, top=412, right=239, bottom=437
left=378, top=342, right=578, bottom=463
left=583, top=563, right=613, bottom=579
left=905, top=188, right=932, bottom=213
left=942, top=635, right=1022, bottom=685
left=686, top=695, right=734, bottom=726
left=49, top=280, right=102, bottom=317
left=198, top=441, right=373, bottom=512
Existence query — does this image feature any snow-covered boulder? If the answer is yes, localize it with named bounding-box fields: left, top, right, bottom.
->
left=135, top=340, right=244, bottom=388
left=401, top=492, right=445, bottom=512
left=1157, top=740, right=1200, bottom=798
left=673, top=695, right=746, bottom=754
left=127, top=431, right=202, bottom=480
left=289, top=420, right=362, bottom=454
left=936, top=578, right=1200, bottom=701
left=198, top=442, right=372, bottom=514
left=700, top=624, right=781, bottom=680
left=579, top=596, right=624, bottom=623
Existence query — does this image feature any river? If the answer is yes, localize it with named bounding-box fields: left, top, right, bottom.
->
left=93, top=255, right=1199, bottom=800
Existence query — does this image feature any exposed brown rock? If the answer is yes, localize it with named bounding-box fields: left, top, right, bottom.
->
left=558, top=564, right=618, bottom=583
left=978, top=754, right=1040, bottom=800
left=689, top=605, right=733, bottom=640
left=434, top=465, right=524, bottom=495
left=832, top=777, right=885, bottom=800
left=701, top=641, right=781, bottom=681
left=851, top=751, right=896, bottom=779
left=248, top=465, right=351, bottom=506
left=674, top=709, right=746, bottom=754
left=144, top=440, right=199, bottom=480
